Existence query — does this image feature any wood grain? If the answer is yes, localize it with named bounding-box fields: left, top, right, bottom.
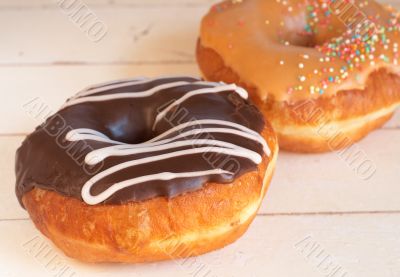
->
left=1, top=6, right=204, bottom=64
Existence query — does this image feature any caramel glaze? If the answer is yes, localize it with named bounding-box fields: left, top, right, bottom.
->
left=200, top=0, right=400, bottom=103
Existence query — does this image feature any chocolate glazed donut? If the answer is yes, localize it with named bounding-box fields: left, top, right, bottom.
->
left=16, top=76, right=278, bottom=263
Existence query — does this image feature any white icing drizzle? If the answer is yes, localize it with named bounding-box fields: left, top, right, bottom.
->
left=75, top=76, right=191, bottom=98
left=68, top=124, right=268, bottom=205
left=63, top=78, right=246, bottom=109
left=74, top=119, right=269, bottom=165
left=67, top=128, right=125, bottom=145
left=86, top=139, right=262, bottom=166
left=64, top=77, right=268, bottom=205
left=82, top=169, right=233, bottom=205
left=63, top=81, right=191, bottom=108
left=152, top=84, right=248, bottom=130
left=146, top=119, right=261, bottom=142
left=81, top=146, right=257, bottom=204
left=78, top=76, right=147, bottom=95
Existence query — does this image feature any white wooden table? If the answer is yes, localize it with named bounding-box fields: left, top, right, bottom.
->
left=1, top=0, right=400, bottom=276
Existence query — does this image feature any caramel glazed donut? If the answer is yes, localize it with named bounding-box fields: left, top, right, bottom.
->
left=198, top=0, right=400, bottom=152
left=15, top=76, right=278, bottom=263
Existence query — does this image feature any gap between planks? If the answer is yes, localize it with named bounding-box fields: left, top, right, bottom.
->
left=0, top=3, right=215, bottom=11
left=0, top=1, right=217, bottom=10
left=0, top=61, right=197, bottom=67
left=4, top=210, right=400, bottom=222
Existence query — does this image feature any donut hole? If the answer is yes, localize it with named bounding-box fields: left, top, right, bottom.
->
left=279, top=25, right=347, bottom=49
left=108, top=124, right=153, bottom=144
left=104, top=114, right=155, bottom=144
left=278, top=16, right=319, bottom=48
left=278, top=10, right=346, bottom=48
left=281, top=32, right=318, bottom=48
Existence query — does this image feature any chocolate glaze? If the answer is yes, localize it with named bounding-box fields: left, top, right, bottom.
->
left=15, top=76, right=266, bottom=207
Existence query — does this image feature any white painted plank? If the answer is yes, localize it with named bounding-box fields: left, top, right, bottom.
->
left=1, top=6, right=205, bottom=64
left=2, top=129, right=400, bottom=219
left=260, top=128, right=400, bottom=214
left=1, top=214, right=400, bottom=277
left=0, top=0, right=217, bottom=8
left=385, top=109, right=400, bottom=128
left=0, top=137, right=28, bottom=220
left=0, top=65, right=199, bottom=134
